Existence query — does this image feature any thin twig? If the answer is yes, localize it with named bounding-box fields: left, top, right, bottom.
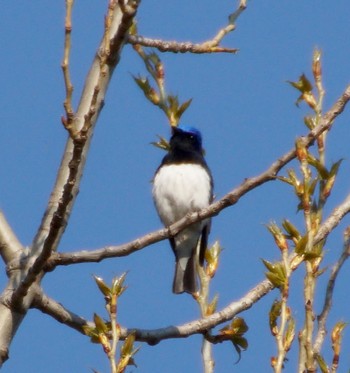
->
left=127, top=0, right=247, bottom=54
left=128, top=35, right=238, bottom=54
left=61, top=0, right=75, bottom=136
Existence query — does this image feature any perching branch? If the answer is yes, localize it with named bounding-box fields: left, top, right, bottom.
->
left=34, top=189, right=350, bottom=348
left=127, top=0, right=247, bottom=54
left=44, top=83, right=350, bottom=270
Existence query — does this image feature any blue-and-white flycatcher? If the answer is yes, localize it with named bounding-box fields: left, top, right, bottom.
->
left=152, top=125, right=213, bottom=294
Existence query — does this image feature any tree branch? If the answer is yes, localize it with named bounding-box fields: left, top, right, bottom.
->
left=32, top=278, right=273, bottom=344
left=31, top=290, right=91, bottom=334
left=44, top=84, right=350, bottom=270
left=313, top=193, right=350, bottom=245
left=35, top=189, right=350, bottom=346
left=11, top=0, right=139, bottom=305
left=127, top=0, right=247, bottom=54
left=127, top=35, right=238, bottom=54
left=0, top=1, right=140, bottom=366
left=0, top=210, right=23, bottom=265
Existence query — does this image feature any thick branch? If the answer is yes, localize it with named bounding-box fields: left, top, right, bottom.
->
left=0, top=2, right=140, bottom=367
left=45, top=84, right=350, bottom=269
left=12, top=1, right=139, bottom=304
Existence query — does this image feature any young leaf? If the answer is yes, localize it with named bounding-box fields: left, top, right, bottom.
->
left=94, top=276, right=111, bottom=297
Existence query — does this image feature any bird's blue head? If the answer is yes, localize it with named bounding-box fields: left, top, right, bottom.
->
left=171, top=125, right=203, bottom=153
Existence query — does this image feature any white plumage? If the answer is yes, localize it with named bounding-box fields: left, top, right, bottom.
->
left=153, top=164, right=212, bottom=225
left=153, top=163, right=212, bottom=293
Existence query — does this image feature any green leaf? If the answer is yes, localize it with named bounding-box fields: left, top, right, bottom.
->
left=269, top=300, right=282, bottom=336
left=232, top=336, right=248, bottom=350
left=304, top=116, right=315, bottom=130
left=206, top=294, right=219, bottom=316
left=322, top=159, right=343, bottom=198
left=167, top=95, right=180, bottom=112
left=93, top=313, right=108, bottom=334
left=295, top=235, right=308, bottom=255
left=111, top=272, right=127, bottom=297
left=315, top=353, right=329, bottom=373
left=262, top=259, right=276, bottom=272
left=288, top=74, right=313, bottom=93
left=306, top=154, right=329, bottom=179
left=277, top=176, right=294, bottom=186
left=82, top=325, right=100, bottom=343
left=282, top=219, right=301, bottom=241
left=265, top=272, right=285, bottom=288
left=133, top=75, right=152, bottom=93
left=151, top=135, right=170, bottom=151
left=118, top=333, right=140, bottom=372
left=148, top=51, right=161, bottom=67
left=262, top=260, right=286, bottom=288
left=175, top=98, right=193, bottom=121
left=231, top=317, right=249, bottom=335
left=94, top=276, right=111, bottom=297
left=284, top=316, right=295, bottom=351
left=329, top=159, right=343, bottom=177
left=219, top=317, right=249, bottom=362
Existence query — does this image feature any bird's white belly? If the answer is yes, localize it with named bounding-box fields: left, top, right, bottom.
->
left=153, top=164, right=211, bottom=226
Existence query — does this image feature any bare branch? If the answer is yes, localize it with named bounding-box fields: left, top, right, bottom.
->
left=314, top=193, right=350, bottom=245
left=32, top=278, right=272, bottom=344
left=11, top=1, right=139, bottom=305
left=31, top=290, right=90, bottom=334
left=123, top=279, right=272, bottom=343
left=0, top=3, right=140, bottom=365
left=128, top=35, right=238, bottom=54
left=35, top=190, right=350, bottom=348
left=0, top=210, right=23, bottom=265
left=61, top=0, right=75, bottom=135
left=127, top=0, right=247, bottom=54
left=45, top=84, right=350, bottom=270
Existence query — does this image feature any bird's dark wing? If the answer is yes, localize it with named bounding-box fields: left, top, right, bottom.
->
left=169, top=237, right=176, bottom=255
left=199, top=219, right=211, bottom=265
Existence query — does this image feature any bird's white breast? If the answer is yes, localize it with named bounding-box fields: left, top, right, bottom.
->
left=152, top=164, right=211, bottom=226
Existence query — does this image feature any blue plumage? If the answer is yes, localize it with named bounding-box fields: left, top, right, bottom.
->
left=152, top=126, right=213, bottom=294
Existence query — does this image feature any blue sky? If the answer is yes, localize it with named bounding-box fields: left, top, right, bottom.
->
left=1, top=1, right=350, bottom=372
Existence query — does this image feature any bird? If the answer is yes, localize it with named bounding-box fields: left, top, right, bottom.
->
left=152, top=125, right=213, bottom=294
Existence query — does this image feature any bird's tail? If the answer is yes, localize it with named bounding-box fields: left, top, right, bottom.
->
left=173, top=254, right=197, bottom=294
